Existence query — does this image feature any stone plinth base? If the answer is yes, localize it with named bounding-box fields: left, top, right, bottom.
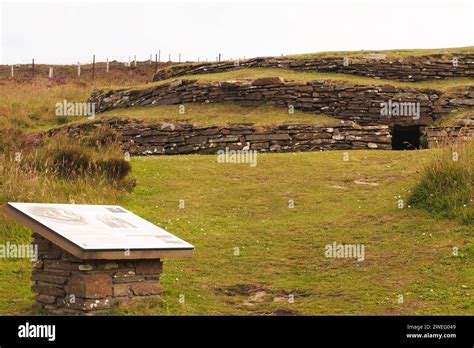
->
left=32, top=233, right=163, bottom=314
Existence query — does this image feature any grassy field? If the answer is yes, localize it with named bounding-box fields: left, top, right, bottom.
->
left=0, top=47, right=472, bottom=316
left=100, top=103, right=336, bottom=127
left=1, top=150, right=472, bottom=315
left=0, top=79, right=124, bottom=130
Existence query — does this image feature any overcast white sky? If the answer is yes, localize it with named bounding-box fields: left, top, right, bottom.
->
left=0, top=0, right=473, bottom=64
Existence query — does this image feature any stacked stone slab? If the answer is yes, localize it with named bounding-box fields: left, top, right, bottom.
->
left=32, top=233, right=163, bottom=314
left=89, top=78, right=474, bottom=126
left=430, top=87, right=474, bottom=115
left=152, top=54, right=474, bottom=82
left=426, top=112, right=474, bottom=148
left=44, top=117, right=393, bottom=154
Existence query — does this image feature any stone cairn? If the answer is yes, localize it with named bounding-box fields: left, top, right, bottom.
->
left=32, top=233, right=163, bottom=314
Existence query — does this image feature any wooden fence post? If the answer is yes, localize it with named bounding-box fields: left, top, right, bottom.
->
left=32, top=59, right=35, bottom=78
left=106, top=58, right=109, bottom=73
left=92, top=55, right=96, bottom=79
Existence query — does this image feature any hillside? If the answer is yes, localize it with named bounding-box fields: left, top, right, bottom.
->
left=0, top=46, right=472, bottom=316
left=2, top=151, right=473, bottom=315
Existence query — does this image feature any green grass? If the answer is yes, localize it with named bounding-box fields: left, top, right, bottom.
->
left=0, top=80, right=92, bottom=130
left=410, top=141, right=473, bottom=224
left=99, top=103, right=337, bottom=127
left=0, top=77, right=153, bottom=132
left=132, top=68, right=474, bottom=92
left=0, top=222, right=35, bottom=314
left=434, top=109, right=474, bottom=126
left=1, top=150, right=472, bottom=315
left=0, top=153, right=131, bottom=314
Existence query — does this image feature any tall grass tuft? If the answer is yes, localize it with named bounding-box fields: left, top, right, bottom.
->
left=0, top=127, right=134, bottom=242
left=1, top=127, right=134, bottom=202
left=409, top=139, right=473, bottom=224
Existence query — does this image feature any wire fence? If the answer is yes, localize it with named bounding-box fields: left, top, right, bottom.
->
left=0, top=52, right=236, bottom=80
left=0, top=59, right=159, bottom=80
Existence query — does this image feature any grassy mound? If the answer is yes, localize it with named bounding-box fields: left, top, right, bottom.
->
left=134, top=68, right=474, bottom=92
left=100, top=103, right=336, bottom=127
left=409, top=140, right=473, bottom=224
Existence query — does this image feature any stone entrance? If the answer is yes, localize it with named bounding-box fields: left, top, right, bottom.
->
left=391, top=125, right=422, bottom=150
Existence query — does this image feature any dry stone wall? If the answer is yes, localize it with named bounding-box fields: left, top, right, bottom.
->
left=90, top=78, right=474, bottom=126
left=153, top=54, right=474, bottom=82
left=46, top=117, right=393, bottom=154
left=32, top=233, right=163, bottom=314
left=426, top=112, right=474, bottom=147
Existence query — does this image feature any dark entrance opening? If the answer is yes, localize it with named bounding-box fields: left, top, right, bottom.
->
left=391, top=125, right=421, bottom=150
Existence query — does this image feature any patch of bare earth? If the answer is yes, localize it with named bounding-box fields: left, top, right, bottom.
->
left=215, top=284, right=310, bottom=315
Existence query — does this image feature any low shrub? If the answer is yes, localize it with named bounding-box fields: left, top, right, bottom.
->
left=8, top=132, right=134, bottom=187
left=409, top=140, right=473, bottom=224
left=0, top=128, right=24, bottom=153
left=55, top=116, right=69, bottom=125
left=85, top=125, right=121, bottom=147
left=53, top=146, right=92, bottom=178
left=96, top=158, right=131, bottom=180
